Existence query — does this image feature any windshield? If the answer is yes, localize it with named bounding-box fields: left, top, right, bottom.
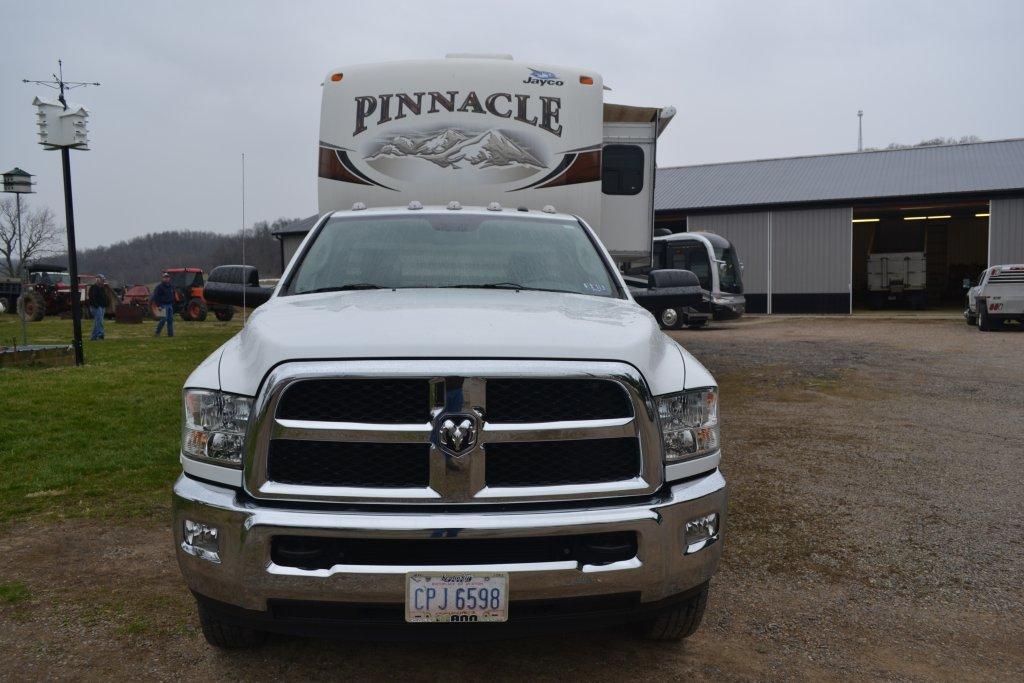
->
left=713, top=245, right=744, bottom=294
left=286, top=214, right=620, bottom=298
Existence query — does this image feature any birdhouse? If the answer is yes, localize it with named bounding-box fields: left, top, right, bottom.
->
left=32, top=97, right=90, bottom=150
left=1, top=167, right=35, bottom=194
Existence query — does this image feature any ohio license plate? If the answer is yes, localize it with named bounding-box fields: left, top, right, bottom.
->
left=405, top=572, right=508, bottom=623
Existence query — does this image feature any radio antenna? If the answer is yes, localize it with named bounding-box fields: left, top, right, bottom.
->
left=241, top=152, right=246, bottom=325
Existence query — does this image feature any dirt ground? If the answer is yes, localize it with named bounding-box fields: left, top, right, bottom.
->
left=1, top=316, right=1022, bottom=681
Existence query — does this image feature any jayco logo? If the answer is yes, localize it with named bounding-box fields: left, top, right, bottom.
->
left=522, top=68, right=563, bottom=86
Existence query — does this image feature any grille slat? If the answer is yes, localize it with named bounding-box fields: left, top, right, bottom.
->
left=278, top=379, right=431, bottom=423
left=485, top=438, right=641, bottom=487
left=485, top=379, right=632, bottom=423
left=267, top=440, right=429, bottom=487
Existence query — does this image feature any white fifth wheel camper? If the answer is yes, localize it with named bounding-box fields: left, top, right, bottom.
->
left=314, top=55, right=674, bottom=264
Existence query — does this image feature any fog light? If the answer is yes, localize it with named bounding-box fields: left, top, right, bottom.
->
left=182, top=519, right=221, bottom=563
left=684, top=513, right=719, bottom=554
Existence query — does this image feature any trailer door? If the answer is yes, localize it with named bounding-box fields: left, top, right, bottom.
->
left=601, top=121, right=657, bottom=262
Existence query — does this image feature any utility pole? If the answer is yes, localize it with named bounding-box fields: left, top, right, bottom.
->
left=24, top=60, right=99, bottom=366
left=857, top=110, right=864, bottom=152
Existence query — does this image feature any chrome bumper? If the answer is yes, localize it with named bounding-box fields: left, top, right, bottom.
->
left=173, top=471, right=726, bottom=613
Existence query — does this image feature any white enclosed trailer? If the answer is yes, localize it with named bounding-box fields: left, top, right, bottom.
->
left=316, top=55, right=673, bottom=263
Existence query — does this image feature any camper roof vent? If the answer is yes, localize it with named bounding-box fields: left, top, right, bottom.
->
left=542, top=205, right=557, bottom=214
left=408, top=200, right=423, bottom=210
left=447, top=201, right=463, bottom=210
left=487, top=202, right=502, bottom=212
left=351, top=202, right=367, bottom=211
left=445, top=53, right=513, bottom=60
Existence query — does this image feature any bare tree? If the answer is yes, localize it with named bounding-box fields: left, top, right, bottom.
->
left=0, top=198, right=62, bottom=276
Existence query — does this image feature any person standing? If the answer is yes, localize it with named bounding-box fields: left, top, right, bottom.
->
left=151, top=272, right=176, bottom=337
left=88, top=274, right=109, bottom=341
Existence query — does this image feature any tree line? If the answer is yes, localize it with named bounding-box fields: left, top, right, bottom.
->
left=1, top=201, right=302, bottom=285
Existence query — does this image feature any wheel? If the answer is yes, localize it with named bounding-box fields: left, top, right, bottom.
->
left=978, top=306, right=992, bottom=331
left=214, top=306, right=235, bottom=322
left=658, top=308, right=680, bottom=330
left=639, top=582, right=710, bottom=641
left=965, top=311, right=976, bottom=326
left=196, top=601, right=265, bottom=649
left=686, top=319, right=709, bottom=330
left=186, top=298, right=208, bottom=322
left=16, top=291, right=46, bottom=321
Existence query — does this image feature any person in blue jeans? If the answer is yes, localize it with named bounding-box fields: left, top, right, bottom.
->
left=87, top=274, right=109, bottom=340
left=151, top=272, right=176, bottom=337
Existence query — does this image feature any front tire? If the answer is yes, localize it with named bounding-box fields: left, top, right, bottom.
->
left=196, top=601, right=265, bottom=649
left=639, top=582, right=710, bottom=641
left=214, top=306, right=235, bottom=322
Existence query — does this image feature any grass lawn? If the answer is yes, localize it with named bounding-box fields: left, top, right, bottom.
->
left=0, top=315, right=241, bottom=523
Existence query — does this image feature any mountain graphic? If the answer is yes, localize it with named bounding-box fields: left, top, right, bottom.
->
left=367, top=128, right=544, bottom=170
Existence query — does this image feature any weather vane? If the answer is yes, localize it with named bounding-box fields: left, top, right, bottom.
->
left=23, top=59, right=100, bottom=109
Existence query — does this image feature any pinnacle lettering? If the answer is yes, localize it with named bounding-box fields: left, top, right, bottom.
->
left=539, top=96, right=563, bottom=137
left=378, top=94, right=394, bottom=125
left=457, top=91, right=485, bottom=114
left=514, top=94, right=537, bottom=126
left=395, top=92, right=425, bottom=120
left=353, top=96, right=377, bottom=136
left=484, top=93, right=513, bottom=118
left=428, top=91, right=459, bottom=113
left=352, top=91, right=562, bottom=137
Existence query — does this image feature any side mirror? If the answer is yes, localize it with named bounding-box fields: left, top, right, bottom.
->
left=204, top=265, right=273, bottom=309
left=648, top=269, right=700, bottom=289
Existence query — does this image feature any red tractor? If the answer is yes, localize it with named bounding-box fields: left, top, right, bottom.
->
left=163, top=267, right=235, bottom=322
left=16, top=264, right=118, bottom=321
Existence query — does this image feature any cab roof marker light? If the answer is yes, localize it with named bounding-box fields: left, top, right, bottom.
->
left=579, top=75, right=594, bottom=85
left=487, top=201, right=502, bottom=211
left=542, top=205, right=556, bottom=214
left=351, top=201, right=366, bottom=211
left=408, top=200, right=423, bottom=210
left=447, top=201, right=462, bottom=210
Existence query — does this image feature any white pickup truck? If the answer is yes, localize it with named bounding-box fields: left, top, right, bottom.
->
left=174, top=204, right=726, bottom=646
left=965, top=264, right=1024, bottom=330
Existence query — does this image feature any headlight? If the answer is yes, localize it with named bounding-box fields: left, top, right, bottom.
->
left=656, top=387, right=719, bottom=462
left=181, top=389, right=253, bottom=468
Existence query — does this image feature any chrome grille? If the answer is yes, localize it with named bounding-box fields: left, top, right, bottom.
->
left=244, top=360, right=662, bottom=504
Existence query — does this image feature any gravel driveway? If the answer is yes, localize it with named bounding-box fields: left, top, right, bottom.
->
left=1, top=315, right=1021, bottom=681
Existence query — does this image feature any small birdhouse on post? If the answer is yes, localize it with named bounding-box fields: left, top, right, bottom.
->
left=32, top=96, right=90, bottom=150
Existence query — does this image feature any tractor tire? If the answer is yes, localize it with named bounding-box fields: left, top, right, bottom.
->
left=638, top=582, right=710, bottom=642
left=196, top=601, right=265, bottom=650
left=214, top=306, right=235, bottom=322
left=187, top=298, right=208, bottom=322
left=17, top=291, right=46, bottom=322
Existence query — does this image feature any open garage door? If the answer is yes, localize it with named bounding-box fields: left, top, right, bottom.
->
left=770, top=207, right=852, bottom=313
left=852, top=201, right=989, bottom=309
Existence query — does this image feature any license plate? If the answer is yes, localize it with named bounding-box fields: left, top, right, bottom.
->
left=405, top=572, right=508, bottom=623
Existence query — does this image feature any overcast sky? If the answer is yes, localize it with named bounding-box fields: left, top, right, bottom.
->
left=2, top=0, right=1023, bottom=248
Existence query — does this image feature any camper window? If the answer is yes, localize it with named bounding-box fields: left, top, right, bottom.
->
left=602, top=145, right=644, bottom=195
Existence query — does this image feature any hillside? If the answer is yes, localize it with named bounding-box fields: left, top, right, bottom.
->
left=51, top=218, right=298, bottom=285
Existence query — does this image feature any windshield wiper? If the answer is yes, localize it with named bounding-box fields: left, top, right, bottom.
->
left=303, top=283, right=385, bottom=293
left=441, top=283, right=578, bottom=295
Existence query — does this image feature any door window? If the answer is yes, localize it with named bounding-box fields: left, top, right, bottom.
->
left=601, top=145, right=644, bottom=195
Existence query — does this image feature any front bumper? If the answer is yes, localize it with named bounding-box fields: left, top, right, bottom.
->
left=711, top=295, right=745, bottom=320
left=173, top=471, right=727, bottom=619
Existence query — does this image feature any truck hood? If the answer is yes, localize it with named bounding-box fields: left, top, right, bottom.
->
left=209, top=289, right=712, bottom=396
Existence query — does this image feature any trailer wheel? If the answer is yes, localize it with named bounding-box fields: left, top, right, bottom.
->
left=187, top=298, right=208, bottom=322
left=214, top=306, right=235, bottom=322
left=16, top=291, right=46, bottom=322
left=658, top=308, right=681, bottom=330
